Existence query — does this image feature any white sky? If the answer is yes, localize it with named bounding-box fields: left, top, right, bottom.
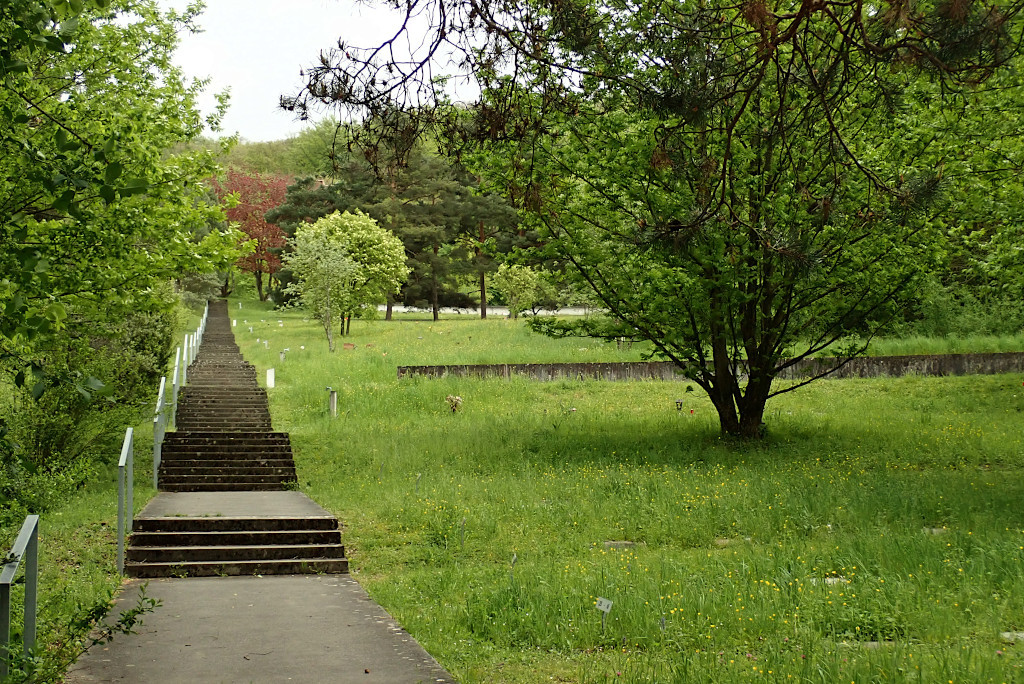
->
left=158, top=0, right=406, bottom=142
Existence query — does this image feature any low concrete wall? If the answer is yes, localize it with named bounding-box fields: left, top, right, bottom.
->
left=397, top=352, right=1024, bottom=382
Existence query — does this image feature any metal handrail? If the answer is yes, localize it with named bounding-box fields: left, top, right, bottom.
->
left=117, top=428, right=134, bottom=575
left=153, top=377, right=167, bottom=489
left=1, top=515, right=39, bottom=678
left=170, top=346, right=181, bottom=429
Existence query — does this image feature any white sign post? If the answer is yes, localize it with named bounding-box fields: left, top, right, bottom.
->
left=596, top=597, right=613, bottom=633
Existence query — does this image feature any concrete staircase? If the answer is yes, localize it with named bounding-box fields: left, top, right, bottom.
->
left=126, top=300, right=348, bottom=577
left=157, top=432, right=297, bottom=491
left=127, top=512, right=348, bottom=578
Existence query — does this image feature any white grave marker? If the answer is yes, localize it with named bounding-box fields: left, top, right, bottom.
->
left=596, top=596, right=613, bottom=633
left=267, top=368, right=275, bottom=388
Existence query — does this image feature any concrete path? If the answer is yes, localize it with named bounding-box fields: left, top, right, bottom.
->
left=68, top=493, right=456, bottom=681
left=66, top=575, right=455, bottom=683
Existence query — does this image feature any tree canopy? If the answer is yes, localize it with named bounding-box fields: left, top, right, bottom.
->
left=1, top=0, right=239, bottom=511
left=285, top=211, right=408, bottom=347
left=213, top=168, right=289, bottom=302
left=289, top=0, right=1024, bottom=438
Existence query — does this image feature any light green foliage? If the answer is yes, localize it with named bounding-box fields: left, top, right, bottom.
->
left=214, top=118, right=344, bottom=179
left=490, top=264, right=539, bottom=319
left=232, top=302, right=1024, bottom=683
left=293, top=0, right=1024, bottom=437
left=1, top=0, right=239, bottom=512
left=285, top=211, right=408, bottom=347
left=1, top=0, right=236, bottom=381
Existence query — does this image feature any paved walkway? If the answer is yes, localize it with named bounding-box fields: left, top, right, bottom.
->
left=66, top=575, right=454, bottom=683
left=67, top=299, right=456, bottom=682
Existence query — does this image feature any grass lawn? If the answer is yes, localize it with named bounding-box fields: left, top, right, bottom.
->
left=230, top=300, right=1024, bottom=683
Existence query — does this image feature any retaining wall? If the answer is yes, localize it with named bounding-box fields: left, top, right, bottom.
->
left=397, top=352, right=1024, bottom=382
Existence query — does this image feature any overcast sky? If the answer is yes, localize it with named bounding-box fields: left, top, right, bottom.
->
left=159, top=1, right=404, bottom=142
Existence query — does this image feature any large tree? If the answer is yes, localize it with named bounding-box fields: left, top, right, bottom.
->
left=268, top=148, right=518, bottom=320
left=1, top=0, right=238, bottom=514
left=1, top=0, right=235, bottom=394
left=285, top=210, right=409, bottom=345
left=213, top=168, right=289, bottom=301
left=288, top=0, right=1024, bottom=438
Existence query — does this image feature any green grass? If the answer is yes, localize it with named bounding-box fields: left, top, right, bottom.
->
left=232, top=299, right=1024, bottom=683
left=0, top=464, right=157, bottom=682
left=866, top=333, right=1024, bottom=356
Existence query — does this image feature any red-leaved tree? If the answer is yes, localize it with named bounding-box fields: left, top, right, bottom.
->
left=214, top=169, right=289, bottom=301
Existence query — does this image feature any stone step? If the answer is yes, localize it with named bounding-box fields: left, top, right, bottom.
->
left=130, top=529, right=341, bottom=546
left=161, top=445, right=293, bottom=455
left=159, top=468, right=296, bottom=479
left=125, top=557, right=350, bottom=578
left=175, top=413, right=272, bottom=420
left=175, top=411, right=271, bottom=418
left=176, top=397, right=267, bottom=404
left=174, top=421, right=275, bottom=431
left=127, top=543, right=347, bottom=564
left=174, top=421, right=273, bottom=428
left=133, top=516, right=339, bottom=532
left=159, top=473, right=296, bottom=485
left=163, top=433, right=291, bottom=446
left=179, top=395, right=268, bottom=401
left=159, top=482, right=295, bottom=492
left=159, top=459, right=295, bottom=469
left=161, top=456, right=294, bottom=466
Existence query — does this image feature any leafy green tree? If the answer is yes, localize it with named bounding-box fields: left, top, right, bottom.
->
left=1, top=0, right=233, bottom=383
left=292, top=0, right=1024, bottom=438
left=285, top=211, right=408, bottom=345
left=1, top=0, right=238, bottom=507
left=283, top=224, right=356, bottom=351
left=269, top=147, right=518, bottom=320
left=490, top=264, right=541, bottom=319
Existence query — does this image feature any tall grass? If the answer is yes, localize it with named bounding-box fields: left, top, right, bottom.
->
left=237, top=301, right=1024, bottom=682
left=866, top=333, right=1024, bottom=356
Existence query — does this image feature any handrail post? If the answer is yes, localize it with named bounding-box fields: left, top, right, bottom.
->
left=171, top=346, right=181, bottom=428
left=1, top=515, right=39, bottom=678
left=24, top=523, right=36, bottom=658
left=153, top=377, right=166, bottom=489
left=117, top=460, right=125, bottom=575
left=117, top=427, right=134, bottom=575
left=181, top=336, right=188, bottom=386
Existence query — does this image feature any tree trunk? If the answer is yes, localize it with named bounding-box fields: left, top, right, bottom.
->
left=478, top=221, right=487, bottom=320
left=479, top=270, right=487, bottom=320
left=346, top=315, right=352, bottom=335
left=386, top=295, right=393, bottom=321
left=255, top=271, right=266, bottom=301
left=432, top=275, right=440, bottom=322
left=708, top=367, right=771, bottom=439
left=324, top=288, right=335, bottom=351
left=220, top=272, right=232, bottom=298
